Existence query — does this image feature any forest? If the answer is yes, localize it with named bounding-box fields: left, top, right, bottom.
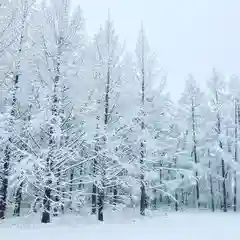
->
left=0, top=0, right=239, bottom=224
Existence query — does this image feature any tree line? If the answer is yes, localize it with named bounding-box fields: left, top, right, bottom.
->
left=0, top=0, right=239, bottom=224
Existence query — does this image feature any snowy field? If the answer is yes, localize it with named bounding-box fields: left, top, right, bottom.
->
left=1, top=211, right=240, bottom=240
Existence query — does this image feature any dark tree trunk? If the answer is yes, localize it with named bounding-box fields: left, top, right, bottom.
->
left=140, top=141, right=146, bottom=216
left=195, top=170, right=200, bottom=208
left=60, top=188, right=65, bottom=214
left=167, top=163, right=171, bottom=206
left=175, top=192, right=178, bottom=211
left=53, top=168, right=60, bottom=217
left=69, top=168, right=74, bottom=211
left=234, top=172, right=237, bottom=212
left=98, top=188, right=104, bottom=221
left=41, top=185, right=51, bottom=223
left=209, top=160, right=215, bottom=212
left=174, top=157, right=179, bottom=211
left=53, top=194, right=60, bottom=217
left=181, top=175, right=184, bottom=206
left=181, top=190, right=184, bottom=206
left=13, top=181, right=23, bottom=216
left=113, top=147, right=118, bottom=209
left=0, top=144, right=11, bottom=219
left=140, top=180, right=146, bottom=215
left=91, top=154, right=98, bottom=215
left=41, top=129, right=53, bottom=223
left=91, top=183, right=97, bottom=215
left=152, top=189, right=157, bottom=210
left=217, top=173, right=222, bottom=210
left=79, top=167, right=84, bottom=190
left=159, top=161, right=163, bottom=203
left=221, top=158, right=227, bottom=212
left=113, top=185, right=117, bottom=209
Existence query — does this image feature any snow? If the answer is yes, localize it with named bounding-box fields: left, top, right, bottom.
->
left=1, top=212, right=239, bottom=240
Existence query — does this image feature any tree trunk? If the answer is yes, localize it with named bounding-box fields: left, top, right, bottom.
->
left=221, top=157, right=227, bottom=212
left=140, top=181, right=146, bottom=215
left=0, top=144, right=11, bottom=219
left=41, top=185, right=51, bottom=223
left=140, top=140, right=146, bottom=216
left=191, top=98, right=200, bottom=208
left=175, top=191, right=178, bottom=211
left=98, top=188, right=104, bottom=221
left=217, top=172, right=222, bottom=210
left=167, top=164, right=172, bottom=206
left=91, top=155, right=97, bottom=215
left=53, top=168, right=60, bottom=217
left=215, top=88, right=227, bottom=212
left=181, top=174, right=185, bottom=206
left=13, top=181, right=23, bottom=216
left=195, top=171, right=200, bottom=208
left=92, top=183, right=97, bottom=215
left=209, top=160, right=215, bottom=212
left=41, top=138, right=53, bottom=223
left=159, top=161, right=163, bottom=203
left=53, top=194, right=60, bottom=217
left=234, top=98, right=238, bottom=212
left=234, top=167, right=237, bottom=211
left=113, top=185, right=117, bottom=209
left=152, top=189, right=157, bottom=210
left=69, top=168, right=74, bottom=211
left=139, top=25, right=147, bottom=216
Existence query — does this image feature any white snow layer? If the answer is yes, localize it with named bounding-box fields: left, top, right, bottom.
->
left=0, top=212, right=239, bottom=240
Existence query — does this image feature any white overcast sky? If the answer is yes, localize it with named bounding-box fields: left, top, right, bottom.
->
left=73, top=0, right=240, bottom=100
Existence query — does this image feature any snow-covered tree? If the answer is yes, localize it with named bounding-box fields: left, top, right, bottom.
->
left=0, top=0, right=35, bottom=219
left=11, top=0, right=87, bottom=223
left=227, top=76, right=240, bottom=211
left=81, top=14, right=125, bottom=221
left=206, top=70, right=230, bottom=212
left=178, top=75, right=206, bottom=208
left=131, top=24, right=181, bottom=215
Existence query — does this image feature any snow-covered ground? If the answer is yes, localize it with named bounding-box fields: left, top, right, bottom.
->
left=1, top=211, right=239, bottom=240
